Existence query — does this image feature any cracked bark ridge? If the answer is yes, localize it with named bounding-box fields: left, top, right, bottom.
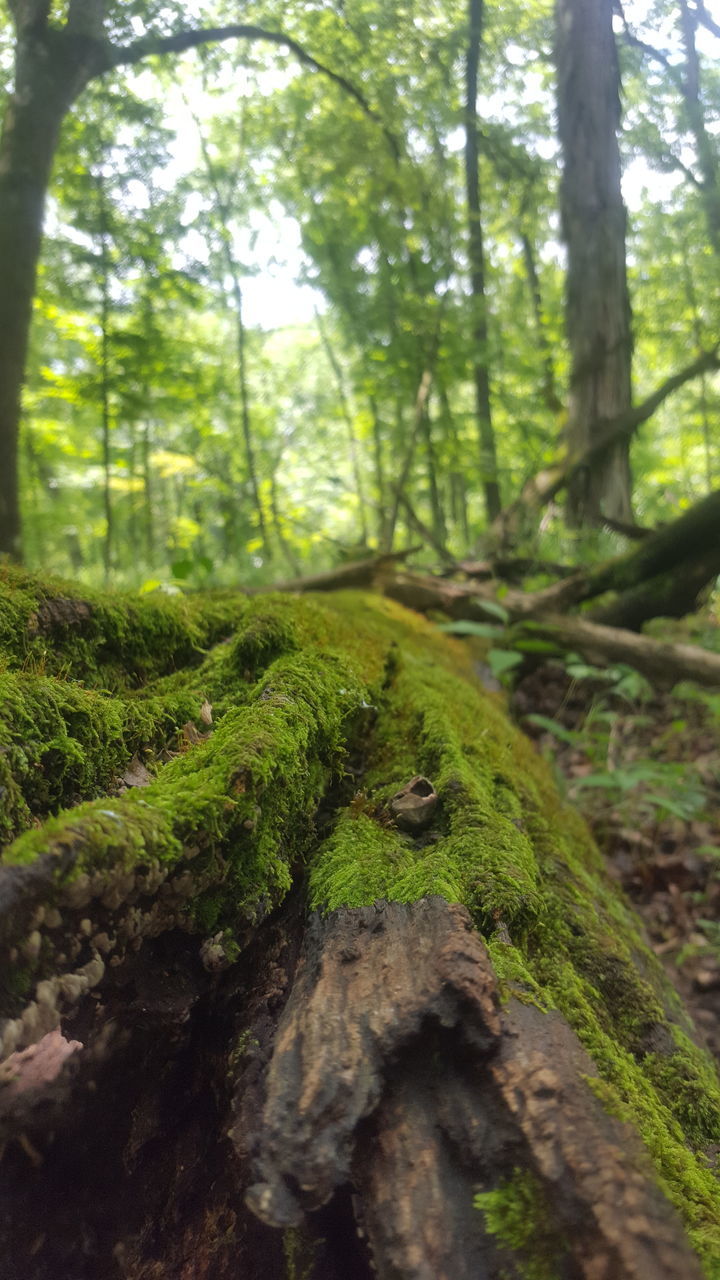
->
left=244, top=898, right=501, bottom=1227
left=245, top=897, right=704, bottom=1280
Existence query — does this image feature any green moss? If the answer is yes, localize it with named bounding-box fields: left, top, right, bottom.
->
left=310, top=640, right=543, bottom=928
left=304, top=596, right=720, bottom=1272
left=0, top=563, right=247, bottom=688
left=475, top=1169, right=568, bottom=1280
left=0, top=667, right=217, bottom=845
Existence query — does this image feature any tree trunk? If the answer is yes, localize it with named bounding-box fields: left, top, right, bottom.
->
left=677, top=0, right=720, bottom=258
left=0, top=28, right=83, bottom=559
left=1, top=570, right=719, bottom=1278
left=555, top=0, right=634, bottom=526
left=464, top=0, right=501, bottom=523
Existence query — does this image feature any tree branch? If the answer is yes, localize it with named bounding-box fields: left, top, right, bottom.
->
left=494, top=346, right=720, bottom=539
left=694, top=0, right=720, bottom=41
left=98, top=24, right=397, bottom=155
left=619, top=20, right=684, bottom=90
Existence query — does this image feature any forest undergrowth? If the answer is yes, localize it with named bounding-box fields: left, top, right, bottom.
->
left=512, top=610, right=720, bottom=1062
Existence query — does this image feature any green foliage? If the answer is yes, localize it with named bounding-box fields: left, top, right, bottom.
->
left=526, top=660, right=710, bottom=825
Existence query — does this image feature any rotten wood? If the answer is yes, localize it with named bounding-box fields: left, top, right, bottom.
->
left=385, top=570, right=720, bottom=686
left=522, top=613, right=720, bottom=688
left=245, top=898, right=703, bottom=1280
left=248, top=547, right=421, bottom=596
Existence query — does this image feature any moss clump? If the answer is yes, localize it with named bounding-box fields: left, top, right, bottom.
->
left=0, top=668, right=217, bottom=845
left=0, top=563, right=247, bottom=688
left=4, top=646, right=369, bottom=936
left=474, top=1169, right=568, bottom=1280
left=310, top=634, right=543, bottom=928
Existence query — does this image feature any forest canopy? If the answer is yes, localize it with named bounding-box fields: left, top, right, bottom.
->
left=1, top=0, right=719, bottom=582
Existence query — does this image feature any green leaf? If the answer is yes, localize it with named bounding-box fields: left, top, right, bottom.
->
left=437, top=621, right=505, bottom=638
left=171, top=558, right=194, bottom=581
left=487, top=648, right=524, bottom=677
left=525, top=714, right=578, bottom=745
left=476, top=599, right=510, bottom=624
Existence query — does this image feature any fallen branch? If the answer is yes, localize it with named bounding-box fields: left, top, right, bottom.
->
left=521, top=613, right=720, bottom=687
left=382, top=569, right=720, bottom=686
left=248, top=547, right=421, bottom=595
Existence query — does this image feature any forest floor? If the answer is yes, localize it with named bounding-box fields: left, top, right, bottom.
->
left=511, top=619, right=720, bottom=1061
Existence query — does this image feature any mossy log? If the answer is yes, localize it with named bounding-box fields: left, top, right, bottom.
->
left=1, top=570, right=720, bottom=1279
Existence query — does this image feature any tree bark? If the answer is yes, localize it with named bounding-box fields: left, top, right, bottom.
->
left=0, top=21, right=87, bottom=559
left=1, top=574, right=719, bottom=1278
left=464, top=0, right=501, bottom=523
left=555, top=0, right=634, bottom=525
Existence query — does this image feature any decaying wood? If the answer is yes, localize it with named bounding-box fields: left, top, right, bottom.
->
left=245, top=898, right=703, bottom=1280
left=248, top=547, right=421, bottom=595
left=1, top=892, right=703, bottom=1279
left=450, top=555, right=577, bottom=582
left=382, top=569, right=720, bottom=685
left=524, top=613, right=720, bottom=687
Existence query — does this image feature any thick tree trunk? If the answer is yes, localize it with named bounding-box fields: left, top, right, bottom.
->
left=555, top=0, right=634, bottom=526
left=1, top=571, right=719, bottom=1278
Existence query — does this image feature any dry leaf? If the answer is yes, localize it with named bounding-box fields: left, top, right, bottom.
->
left=121, top=756, right=153, bottom=788
left=200, top=699, right=213, bottom=725
left=180, top=722, right=211, bottom=748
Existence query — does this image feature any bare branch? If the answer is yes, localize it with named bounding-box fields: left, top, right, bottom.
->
left=620, top=20, right=683, bottom=88
left=694, top=0, right=720, bottom=41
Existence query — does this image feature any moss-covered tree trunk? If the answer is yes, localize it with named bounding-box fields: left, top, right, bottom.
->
left=1, top=566, right=719, bottom=1279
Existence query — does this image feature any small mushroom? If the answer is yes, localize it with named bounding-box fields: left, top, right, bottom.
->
left=389, top=775, right=438, bottom=833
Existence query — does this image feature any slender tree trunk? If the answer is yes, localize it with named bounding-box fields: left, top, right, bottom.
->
left=369, top=395, right=390, bottom=550
left=555, top=0, right=634, bottom=526
left=269, top=460, right=301, bottom=575
left=142, top=421, right=154, bottom=568
left=95, top=172, right=113, bottom=583
left=680, top=237, right=714, bottom=489
left=0, top=33, right=78, bottom=559
left=418, top=399, right=447, bottom=550
left=678, top=0, right=720, bottom=257
left=464, top=0, right=501, bottom=523
left=437, top=380, right=470, bottom=548
left=518, top=223, right=562, bottom=415
left=230, top=275, right=271, bottom=560
left=316, top=314, right=369, bottom=545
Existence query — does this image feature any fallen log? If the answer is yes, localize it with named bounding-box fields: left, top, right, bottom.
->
left=1, top=576, right=720, bottom=1278
left=383, top=564, right=720, bottom=686
left=518, top=612, right=720, bottom=687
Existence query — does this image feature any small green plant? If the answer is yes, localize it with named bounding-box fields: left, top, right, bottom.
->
left=474, top=1169, right=567, bottom=1280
